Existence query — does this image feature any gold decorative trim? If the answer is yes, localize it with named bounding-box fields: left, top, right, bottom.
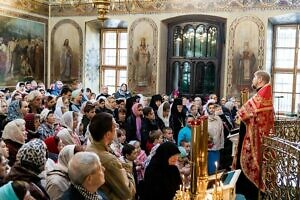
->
left=0, top=0, right=48, bottom=16
left=50, top=0, right=300, bottom=17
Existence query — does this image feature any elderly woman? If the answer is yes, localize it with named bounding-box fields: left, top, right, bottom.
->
left=2, top=119, right=27, bottom=166
left=61, top=151, right=105, bottom=200
left=57, top=111, right=81, bottom=146
left=4, top=139, right=49, bottom=200
left=37, top=108, right=56, bottom=140
left=46, top=145, right=82, bottom=200
left=27, top=90, right=43, bottom=114
left=69, top=89, right=82, bottom=112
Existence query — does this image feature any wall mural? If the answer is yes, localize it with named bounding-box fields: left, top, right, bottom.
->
left=0, top=9, right=47, bottom=87
left=227, top=16, right=265, bottom=99
left=128, top=17, right=158, bottom=96
left=51, top=19, right=83, bottom=84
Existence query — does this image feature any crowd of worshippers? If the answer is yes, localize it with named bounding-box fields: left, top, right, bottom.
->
left=0, top=79, right=239, bottom=200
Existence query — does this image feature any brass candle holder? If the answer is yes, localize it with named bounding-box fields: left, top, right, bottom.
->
left=175, top=116, right=209, bottom=200
left=212, top=162, right=223, bottom=200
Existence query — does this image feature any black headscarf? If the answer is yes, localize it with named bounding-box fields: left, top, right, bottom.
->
left=142, top=142, right=182, bottom=200
left=149, top=94, right=163, bottom=112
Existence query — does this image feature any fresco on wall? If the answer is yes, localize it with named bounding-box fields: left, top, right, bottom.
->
left=128, top=18, right=158, bottom=96
left=51, top=19, right=83, bottom=83
left=227, top=16, right=265, bottom=99
left=0, top=11, right=47, bottom=87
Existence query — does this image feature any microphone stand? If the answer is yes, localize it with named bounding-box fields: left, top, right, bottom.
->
left=275, top=96, right=284, bottom=120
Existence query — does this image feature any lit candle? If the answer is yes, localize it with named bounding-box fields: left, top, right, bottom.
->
left=179, top=184, right=182, bottom=191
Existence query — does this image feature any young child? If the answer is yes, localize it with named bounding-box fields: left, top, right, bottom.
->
left=177, top=146, right=191, bottom=189
left=110, top=128, right=126, bottom=157
left=162, top=127, right=176, bottom=143
left=180, top=139, right=191, bottom=158
left=145, top=129, right=163, bottom=155
left=119, top=143, right=138, bottom=193
left=129, top=140, right=147, bottom=183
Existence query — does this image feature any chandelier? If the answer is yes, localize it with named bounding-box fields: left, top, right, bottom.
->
left=55, top=0, right=157, bottom=22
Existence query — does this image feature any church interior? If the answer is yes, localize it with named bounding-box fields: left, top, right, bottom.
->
left=0, top=0, right=299, bottom=199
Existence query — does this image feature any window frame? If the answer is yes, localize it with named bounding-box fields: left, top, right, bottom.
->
left=272, top=24, right=300, bottom=114
left=100, top=28, right=127, bottom=93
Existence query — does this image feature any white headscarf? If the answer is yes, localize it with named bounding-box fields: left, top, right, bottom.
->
left=157, top=101, right=170, bottom=127
left=57, top=144, right=76, bottom=172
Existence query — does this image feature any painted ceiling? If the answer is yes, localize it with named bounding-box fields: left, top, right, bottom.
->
left=0, top=0, right=299, bottom=17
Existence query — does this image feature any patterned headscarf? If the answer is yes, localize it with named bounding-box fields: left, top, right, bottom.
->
left=7, top=100, right=23, bottom=121
left=16, top=139, right=47, bottom=174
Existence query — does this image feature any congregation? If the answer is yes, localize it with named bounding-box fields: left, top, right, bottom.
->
left=0, top=79, right=239, bottom=200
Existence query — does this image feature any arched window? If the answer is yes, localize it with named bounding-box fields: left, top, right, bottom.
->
left=166, top=16, right=225, bottom=98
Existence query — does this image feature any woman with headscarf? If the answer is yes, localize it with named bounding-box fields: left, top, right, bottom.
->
left=54, top=96, right=69, bottom=123
left=142, top=142, right=182, bottom=200
left=126, top=103, right=143, bottom=142
left=4, top=100, right=29, bottom=125
left=4, top=139, right=49, bottom=200
left=69, top=89, right=82, bottom=112
left=24, top=113, right=41, bottom=141
left=2, top=119, right=27, bottom=166
left=57, top=111, right=81, bottom=146
left=46, top=144, right=82, bottom=200
left=149, top=94, right=163, bottom=114
left=37, top=109, right=56, bottom=140
left=115, top=83, right=132, bottom=99
left=169, top=98, right=186, bottom=143
left=44, top=136, right=64, bottom=162
left=156, top=101, right=171, bottom=130
left=0, top=181, right=34, bottom=200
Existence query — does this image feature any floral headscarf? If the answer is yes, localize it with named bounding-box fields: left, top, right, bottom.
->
left=7, top=100, right=23, bottom=121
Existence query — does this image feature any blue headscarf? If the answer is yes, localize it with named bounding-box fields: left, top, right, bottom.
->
left=0, top=181, right=19, bottom=200
left=7, top=100, right=23, bottom=121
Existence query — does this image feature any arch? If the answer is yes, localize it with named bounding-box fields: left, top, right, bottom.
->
left=128, top=17, right=158, bottom=95
left=227, top=15, right=265, bottom=96
left=51, top=19, right=83, bottom=83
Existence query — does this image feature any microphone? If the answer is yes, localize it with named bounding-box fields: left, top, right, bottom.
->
left=275, top=96, right=284, bottom=98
